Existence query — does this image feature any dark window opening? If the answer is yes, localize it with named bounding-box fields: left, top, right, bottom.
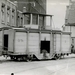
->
left=4, top=35, right=8, bottom=50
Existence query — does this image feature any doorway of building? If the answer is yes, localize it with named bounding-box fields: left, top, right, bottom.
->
left=4, top=35, right=8, bottom=50
left=41, top=41, right=50, bottom=53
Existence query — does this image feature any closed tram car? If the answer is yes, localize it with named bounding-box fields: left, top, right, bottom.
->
left=0, top=13, right=71, bottom=61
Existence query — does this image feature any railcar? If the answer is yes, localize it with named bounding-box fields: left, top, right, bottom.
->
left=0, top=12, right=71, bottom=61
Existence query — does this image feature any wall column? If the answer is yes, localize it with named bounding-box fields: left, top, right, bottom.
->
left=60, top=32, right=62, bottom=53
left=50, top=16, right=53, bottom=56
left=26, top=29, right=29, bottom=54
left=39, top=30, right=41, bottom=55
left=30, top=14, right=32, bottom=25
left=2, top=29, right=4, bottom=50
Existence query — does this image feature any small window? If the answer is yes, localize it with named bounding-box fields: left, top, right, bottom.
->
left=32, top=14, right=38, bottom=25
left=65, top=19, right=67, bottom=22
left=12, top=9, right=15, bottom=25
left=18, top=16, right=20, bottom=26
left=24, top=14, right=30, bottom=24
left=39, top=15, right=44, bottom=27
left=21, top=17, right=23, bottom=26
left=7, top=6, right=10, bottom=24
left=72, top=39, right=74, bottom=44
left=1, top=3, right=5, bottom=22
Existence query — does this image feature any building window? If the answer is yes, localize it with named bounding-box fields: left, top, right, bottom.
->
left=1, top=3, right=5, bottom=23
left=12, top=9, right=15, bottom=26
left=7, top=6, right=10, bottom=25
left=18, top=16, right=20, bottom=26
left=65, top=19, right=68, bottom=23
left=72, top=39, right=74, bottom=44
left=63, top=26, right=65, bottom=31
left=21, top=17, right=23, bottom=26
left=24, top=14, right=30, bottom=24
left=32, top=14, right=38, bottom=25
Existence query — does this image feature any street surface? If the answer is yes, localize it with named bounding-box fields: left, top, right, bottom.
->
left=0, top=54, right=75, bottom=75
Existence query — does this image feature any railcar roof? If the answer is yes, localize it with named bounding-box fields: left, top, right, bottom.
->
left=65, top=23, right=75, bottom=26
left=22, top=12, right=53, bottom=16
left=0, top=27, right=71, bottom=34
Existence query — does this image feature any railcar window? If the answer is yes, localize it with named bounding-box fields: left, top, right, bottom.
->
left=24, top=14, right=30, bottom=24
left=39, top=15, right=44, bottom=28
left=32, top=14, right=38, bottom=25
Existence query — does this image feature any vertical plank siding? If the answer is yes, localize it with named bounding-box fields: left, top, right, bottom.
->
left=61, top=34, right=71, bottom=53
left=0, top=31, right=3, bottom=55
left=29, top=33, right=39, bottom=55
left=2, top=28, right=71, bottom=59
left=54, top=34, right=61, bottom=53
left=14, top=32, right=27, bottom=53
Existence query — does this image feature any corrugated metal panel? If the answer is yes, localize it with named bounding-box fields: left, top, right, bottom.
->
left=29, top=33, right=39, bottom=54
left=14, top=32, right=27, bottom=53
left=54, top=34, right=61, bottom=53
left=41, top=33, right=50, bottom=40
left=62, top=34, right=71, bottom=53
left=71, top=26, right=75, bottom=37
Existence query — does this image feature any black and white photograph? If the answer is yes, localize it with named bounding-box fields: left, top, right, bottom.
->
left=0, top=0, right=75, bottom=75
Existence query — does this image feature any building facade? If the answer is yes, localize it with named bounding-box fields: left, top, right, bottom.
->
left=0, top=0, right=46, bottom=28
left=10, top=0, right=46, bottom=14
left=10, top=0, right=46, bottom=27
left=65, top=0, right=75, bottom=24
left=0, top=0, right=17, bottom=28
left=63, top=0, right=75, bottom=36
left=63, top=0, right=75, bottom=50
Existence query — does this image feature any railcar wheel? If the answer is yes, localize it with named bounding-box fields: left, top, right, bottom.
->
left=17, top=57, right=22, bottom=61
left=28, top=55, right=33, bottom=61
left=54, top=54, right=58, bottom=60
left=58, top=56, right=61, bottom=59
left=10, top=56, right=14, bottom=60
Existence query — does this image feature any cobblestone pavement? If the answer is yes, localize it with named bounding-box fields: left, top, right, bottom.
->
left=0, top=54, right=75, bottom=75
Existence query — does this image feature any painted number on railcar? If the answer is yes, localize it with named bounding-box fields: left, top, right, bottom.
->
left=18, top=39, right=23, bottom=42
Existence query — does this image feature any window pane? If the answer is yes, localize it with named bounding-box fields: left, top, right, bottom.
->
left=39, top=16, right=44, bottom=27
left=18, top=16, right=20, bottom=26
left=1, top=6, right=5, bottom=22
left=32, top=14, right=38, bottom=24
left=7, top=10, right=10, bottom=23
left=21, top=18, right=23, bottom=26
left=24, top=14, right=30, bottom=24
left=12, top=11, right=15, bottom=25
